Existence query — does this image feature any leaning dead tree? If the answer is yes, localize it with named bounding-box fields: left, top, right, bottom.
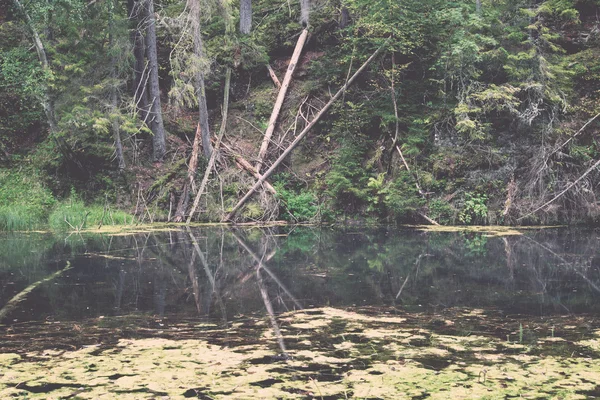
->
left=255, top=29, right=309, bottom=173
left=225, top=41, right=389, bottom=221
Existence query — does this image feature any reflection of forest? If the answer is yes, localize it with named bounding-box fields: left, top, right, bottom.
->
left=1, top=227, right=600, bottom=323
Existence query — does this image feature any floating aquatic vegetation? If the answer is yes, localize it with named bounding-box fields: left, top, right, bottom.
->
left=1, top=307, right=599, bottom=399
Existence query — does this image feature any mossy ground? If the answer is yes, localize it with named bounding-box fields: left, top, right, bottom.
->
left=1, top=307, right=599, bottom=399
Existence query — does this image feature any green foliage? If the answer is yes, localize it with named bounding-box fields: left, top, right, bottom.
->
left=459, top=193, right=488, bottom=225
left=0, top=169, right=56, bottom=230
left=428, top=199, right=456, bottom=225
left=381, top=173, right=426, bottom=220
left=325, top=141, right=370, bottom=212
left=275, top=185, right=319, bottom=222
left=273, top=173, right=319, bottom=222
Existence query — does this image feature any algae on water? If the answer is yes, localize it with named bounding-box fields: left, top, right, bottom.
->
left=1, top=307, right=599, bottom=399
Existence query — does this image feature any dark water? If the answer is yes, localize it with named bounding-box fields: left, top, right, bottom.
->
left=1, top=226, right=600, bottom=324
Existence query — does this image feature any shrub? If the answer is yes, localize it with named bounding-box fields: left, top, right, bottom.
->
left=459, top=193, right=488, bottom=225
left=274, top=184, right=318, bottom=222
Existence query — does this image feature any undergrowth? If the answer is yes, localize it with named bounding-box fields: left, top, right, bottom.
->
left=48, top=198, right=133, bottom=231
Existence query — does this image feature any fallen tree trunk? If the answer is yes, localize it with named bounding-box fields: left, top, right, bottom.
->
left=224, top=40, right=388, bottom=221
left=256, top=29, right=309, bottom=173
left=186, top=68, right=232, bottom=223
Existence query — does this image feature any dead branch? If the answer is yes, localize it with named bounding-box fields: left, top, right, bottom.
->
left=266, top=64, right=281, bottom=88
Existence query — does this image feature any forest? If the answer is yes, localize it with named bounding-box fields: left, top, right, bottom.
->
left=2, top=0, right=600, bottom=229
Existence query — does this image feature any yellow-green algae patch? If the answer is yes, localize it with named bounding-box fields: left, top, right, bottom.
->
left=409, top=225, right=527, bottom=236
left=1, top=307, right=599, bottom=399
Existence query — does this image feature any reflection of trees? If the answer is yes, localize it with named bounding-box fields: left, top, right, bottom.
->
left=2, top=227, right=600, bottom=322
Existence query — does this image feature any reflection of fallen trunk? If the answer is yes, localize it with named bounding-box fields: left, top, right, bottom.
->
left=0, top=261, right=72, bottom=322
left=231, top=230, right=303, bottom=310
left=187, top=228, right=227, bottom=321
left=187, top=250, right=201, bottom=314
left=256, top=252, right=287, bottom=355
left=395, top=254, right=429, bottom=301
left=520, top=235, right=581, bottom=312
left=114, top=269, right=126, bottom=311
left=523, top=235, right=600, bottom=295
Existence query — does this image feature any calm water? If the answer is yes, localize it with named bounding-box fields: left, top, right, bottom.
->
left=1, top=226, right=599, bottom=324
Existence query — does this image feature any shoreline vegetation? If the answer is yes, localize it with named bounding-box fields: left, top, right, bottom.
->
left=5, top=0, right=600, bottom=229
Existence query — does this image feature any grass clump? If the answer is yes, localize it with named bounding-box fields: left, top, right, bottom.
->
left=48, top=198, right=133, bottom=231
left=0, top=169, right=56, bottom=231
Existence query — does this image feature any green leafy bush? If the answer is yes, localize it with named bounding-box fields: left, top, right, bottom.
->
left=274, top=184, right=318, bottom=222
left=459, top=193, right=488, bottom=225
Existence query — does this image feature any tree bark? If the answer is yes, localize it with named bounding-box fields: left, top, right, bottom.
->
left=266, top=64, right=281, bottom=88
left=145, top=0, right=167, bottom=161
left=188, top=0, right=213, bottom=158
left=109, top=1, right=126, bottom=171
left=131, top=0, right=150, bottom=120
left=300, top=0, right=310, bottom=27
left=188, top=123, right=203, bottom=193
left=239, top=0, right=252, bottom=34
left=225, top=41, right=388, bottom=221
left=339, top=7, right=350, bottom=29
left=255, top=29, right=309, bottom=173
left=173, top=182, right=190, bottom=222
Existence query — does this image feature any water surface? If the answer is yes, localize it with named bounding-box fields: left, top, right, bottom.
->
left=1, top=226, right=600, bottom=323
left=2, top=227, right=600, bottom=399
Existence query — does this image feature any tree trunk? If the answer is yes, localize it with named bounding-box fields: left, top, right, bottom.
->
left=240, top=0, right=252, bottom=34
left=173, top=183, right=190, bottom=222
left=188, top=122, right=203, bottom=193
left=255, top=29, right=309, bottom=173
left=131, top=0, right=149, bottom=120
left=189, top=0, right=213, bottom=158
left=300, top=0, right=310, bottom=27
left=109, top=1, right=125, bottom=171
left=145, top=0, right=167, bottom=161
left=339, top=7, right=350, bottom=29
